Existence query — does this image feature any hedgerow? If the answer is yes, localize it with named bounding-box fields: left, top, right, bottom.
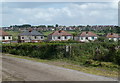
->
left=2, top=42, right=120, bottom=67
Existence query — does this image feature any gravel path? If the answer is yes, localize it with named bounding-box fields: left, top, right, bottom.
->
left=2, top=54, right=118, bottom=81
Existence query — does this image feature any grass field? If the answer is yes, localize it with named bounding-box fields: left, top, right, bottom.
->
left=42, top=31, right=77, bottom=36
left=42, top=31, right=53, bottom=36
left=6, top=31, right=20, bottom=40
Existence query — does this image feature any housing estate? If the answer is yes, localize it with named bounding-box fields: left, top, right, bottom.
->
left=18, top=29, right=44, bottom=43
left=48, top=30, right=73, bottom=41
left=0, top=30, right=12, bottom=43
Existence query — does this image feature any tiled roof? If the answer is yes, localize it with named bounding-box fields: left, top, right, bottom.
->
left=106, top=33, right=119, bottom=38
left=78, top=31, right=98, bottom=37
left=0, top=30, right=11, bottom=36
left=19, top=30, right=44, bottom=36
left=49, top=30, right=72, bottom=36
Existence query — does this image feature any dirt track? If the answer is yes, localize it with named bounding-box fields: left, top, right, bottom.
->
left=2, top=54, right=118, bottom=81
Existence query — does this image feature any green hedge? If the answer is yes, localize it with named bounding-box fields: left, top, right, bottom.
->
left=2, top=42, right=120, bottom=66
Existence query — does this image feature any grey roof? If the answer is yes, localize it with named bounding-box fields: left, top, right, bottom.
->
left=19, top=30, right=44, bottom=36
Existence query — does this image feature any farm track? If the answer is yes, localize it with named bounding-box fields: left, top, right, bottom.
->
left=2, top=54, right=118, bottom=81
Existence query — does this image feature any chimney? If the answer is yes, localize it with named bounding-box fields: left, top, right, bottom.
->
left=29, top=28, right=32, bottom=32
left=86, top=31, right=88, bottom=34
left=58, top=30, right=62, bottom=33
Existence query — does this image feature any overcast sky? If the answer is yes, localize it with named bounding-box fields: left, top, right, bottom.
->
left=1, top=2, right=118, bottom=27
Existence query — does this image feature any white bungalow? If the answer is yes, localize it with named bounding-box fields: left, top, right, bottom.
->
left=18, top=29, right=45, bottom=43
left=77, top=31, right=98, bottom=42
left=0, top=30, right=12, bottom=43
left=48, top=30, right=73, bottom=41
left=106, top=33, right=119, bottom=41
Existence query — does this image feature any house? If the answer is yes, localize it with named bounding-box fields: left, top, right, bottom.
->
left=106, top=33, right=119, bottom=41
left=48, top=30, right=73, bottom=41
left=77, top=31, right=98, bottom=42
left=18, top=29, right=44, bottom=43
left=0, top=30, right=12, bottom=43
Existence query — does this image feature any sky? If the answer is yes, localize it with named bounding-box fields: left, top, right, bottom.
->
left=0, top=1, right=118, bottom=27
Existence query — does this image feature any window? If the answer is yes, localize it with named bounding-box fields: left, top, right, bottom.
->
left=41, top=36, right=43, bottom=39
left=58, top=36, right=61, bottom=39
left=22, top=37, right=24, bottom=39
left=8, top=36, right=11, bottom=39
left=81, top=37, right=83, bottom=40
left=86, top=37, right=88, bottom=39
left=92, top=37, right=94, bottom=39
left=2, top=36, right=5, bottom=39
left=65, top=36, right=67, bottom=39
left=34, top=36, right=37, bottom=39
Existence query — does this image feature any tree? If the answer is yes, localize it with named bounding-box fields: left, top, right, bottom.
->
left=22, top=24, right=31, bottom=28
left=115, top=26, right=120, bottom=33
left=47, top=25, right=54, bottom=28
left=96, top=37, right=109, bottom=42
left=55, top=24, right=59, bottom=27
left=38, top=25, right=46, bottom=28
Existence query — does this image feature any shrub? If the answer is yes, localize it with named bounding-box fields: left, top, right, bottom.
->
left=2, top=42, right=120, bottom=66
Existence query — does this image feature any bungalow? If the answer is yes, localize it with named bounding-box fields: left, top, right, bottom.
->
left=77, top=31, right=98, bottom=42
left=18, top=29, right=44, bottom=43
left=48, top=30, right=73, bottom=41
left=0, top=30, right=12, bottom=43
left=106, top=33, right=119, bottom=41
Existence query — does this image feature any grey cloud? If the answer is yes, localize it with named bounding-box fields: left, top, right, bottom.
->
left=1, top=2, right=118, bottom=26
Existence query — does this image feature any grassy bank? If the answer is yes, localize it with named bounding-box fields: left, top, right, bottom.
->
left=3, top=53, right=118, bottom=78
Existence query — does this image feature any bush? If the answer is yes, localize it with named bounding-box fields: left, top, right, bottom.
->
left=2, top=42, right=120, bottom=66
left=95, top=37, right=109, bottom=42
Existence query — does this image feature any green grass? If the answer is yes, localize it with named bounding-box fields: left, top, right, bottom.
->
left=67, top=31, right=76, bottom=34
left=42, top=31, right=53, bottom=36
left=3, top=53, right=118, bottom=78
left=95, top=32, right=105, bottom=35
left=6, top=31, right=20, bottom=40
left=42, top=31, right=78, bottom=36
left=41, top=31, right=53, bottom=39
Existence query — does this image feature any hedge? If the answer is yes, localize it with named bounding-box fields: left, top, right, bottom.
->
left=2, top=42, right=120, bottom=66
